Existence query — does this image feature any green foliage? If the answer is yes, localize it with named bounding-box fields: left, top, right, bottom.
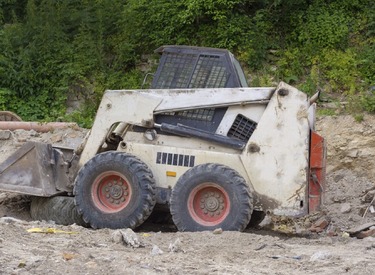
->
left=275, top=48, right=304, bottom=84
left=297, top=2, right=350, bottom=52
left=63, top=104, right=97, bottom=129
left=317, top=108, right=336, bottom=117
left=361, top=94, right=375, bottom=113
left=0, top=0, right=374, bottom=123
left=318, top=49, right=360, bottom=94
left=358, top=44, right=375, bottom=86
left=354, top=114, right=364, bottom=122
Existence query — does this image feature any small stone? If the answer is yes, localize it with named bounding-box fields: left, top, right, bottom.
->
left=340, top=203, right=351, bottom=214
left=84, top=261, right=98, bottom=269
left=111, top=230, right=123, bottom=244
left=151, top=245, right=163, bottom=256
left=50, top=134, right=63, bottom=143
left=342, top=232, right=350, bottom=238
left=346, top=149, right=358, bottom=158
left=309, top=216, right=330, bottom=232
left=29, top=130, right=39, bottom=137
left=111, top=229, right=140, bottom=248
left=310, top=251, right=331, bottom=261
left=0, top=130, right=11, bottom=140
left=213, top=228, right=223, bottom=234
left=169, top=238, right=182, bottom=253
left=122, top=228, right=140, bottom=248
left=303, top=219, right=312, bottom=228
left=314, top=217, right=330, bottom=228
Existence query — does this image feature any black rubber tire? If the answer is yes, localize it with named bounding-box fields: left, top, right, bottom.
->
left=170, top=163, right=253, bottom=232
left=247, top=210, right=266, bottom=227
left=73, top=152, right=156, bottom=229
left=30, top=196, right=87, bottom=226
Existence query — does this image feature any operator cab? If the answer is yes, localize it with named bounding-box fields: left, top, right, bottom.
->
left=151, top=45, right=248, bottom=89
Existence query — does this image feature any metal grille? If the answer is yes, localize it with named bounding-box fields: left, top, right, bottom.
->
left=153, top=53, right=196, bottom=88
left=227, top=114, right=257, bottom=142
left=153, top=52, right=229, bottom=89
left=156, top=152, right=195, bottom=167
left=189, top=55, right=228, bottom=88
left=162, top=108, right=215, bottom=122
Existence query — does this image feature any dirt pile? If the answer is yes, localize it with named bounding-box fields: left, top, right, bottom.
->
left=317, top=115, right=375, bottom=179
left=0, top=126, right=88, bottom=162
left=317, top=115, right=375, bottom=231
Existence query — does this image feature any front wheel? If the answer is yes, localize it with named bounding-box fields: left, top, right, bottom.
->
left=30, top=196, right=87, bottom=226
left=74, top=152, right=156, bottom=229
left=170, top=163, right=253, bottom=232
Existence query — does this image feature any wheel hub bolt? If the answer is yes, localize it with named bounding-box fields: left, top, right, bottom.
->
left=110, top=185, right=123, bottom=199
left=205, top=197, right=219, bottom=212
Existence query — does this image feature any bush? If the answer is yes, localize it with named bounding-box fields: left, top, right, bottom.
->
left=297, top=2, right=350, bottom=53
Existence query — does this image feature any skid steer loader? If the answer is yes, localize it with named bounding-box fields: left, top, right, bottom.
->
left=0, top=46, right=326, bottom=231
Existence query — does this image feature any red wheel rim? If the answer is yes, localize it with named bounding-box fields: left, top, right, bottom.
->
left=91, top=171, right=132, bottom=213
left=187, top=183, right=230, bottom=226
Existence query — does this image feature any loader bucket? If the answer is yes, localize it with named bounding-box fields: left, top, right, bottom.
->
left=0, top=141, right=70, bottom=197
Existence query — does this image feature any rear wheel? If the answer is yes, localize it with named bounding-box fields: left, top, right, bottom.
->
left=74, top=152, right=156, bottom=229
left=170, top=163, right=253, bottom=232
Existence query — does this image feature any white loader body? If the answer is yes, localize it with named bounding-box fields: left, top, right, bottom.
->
left=80, top=82, right=311, bottom=216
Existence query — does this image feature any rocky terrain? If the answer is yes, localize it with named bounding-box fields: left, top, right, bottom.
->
left=0, top=115, right=374, bottom=274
